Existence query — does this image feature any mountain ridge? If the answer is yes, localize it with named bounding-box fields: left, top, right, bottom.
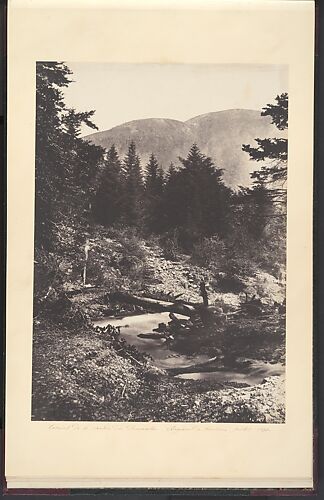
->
left=85, top=109, right=286, bottom=187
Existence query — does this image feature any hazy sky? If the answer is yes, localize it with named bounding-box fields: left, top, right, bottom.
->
left=63, top=63, right=288, bottom=136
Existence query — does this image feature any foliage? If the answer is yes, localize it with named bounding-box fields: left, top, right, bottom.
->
left=160, top=229, right=181, bottom=261
left=92, top=143, right=232, bottom=251
left=121, top=141, right=144, bottom=227
left=238, top=93, right=288, bottom=281
left=162, top=144, right=231, bottom=249
left=32, top=320, right=284, bottom=422
left=92, top=144, right=124, bottom=226
left=262, top=92, right=288, bottom=131
left=35, top=62, right=105, bottom=251
left=230, top=185, right=276, bottom=241
left=32, top=324, right=143, bottom=421
left=242, top=92, right=288, bottom=185
left=72, top=226, right=155, bottom=292
left=34, top=62, right=107, bottom=320
left=34, top=64, right=287, bottom=325
left=144, top=154, right=165, bottom=233
left=191, top=235, right=227, bottom=271
left=32, top=64, right=287, bottom=425
left=33, top=248, right=65, bottom=314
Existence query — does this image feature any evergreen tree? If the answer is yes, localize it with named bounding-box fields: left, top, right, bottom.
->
left=166, top=162, right=177, bottom=180
left=144, top=154, right=164, bottom=233
left=60, top=108, right=105, bottom=215
left=242, top=93, right=288, bottom=186
left=230, top=185, right=273, bottom=240
left=35, top=62, right=104, bottom=250
left=34, top=62, right=106, bottom=311
left=181, top=144, right=228, bottom=238
left=232, top=92, right=289, bottom=278
left=122, top=141, right=144, bottom=227
left=165, top=144, right=230, bottom=248
left=35, top=62, right=72, bottom=249
left=160, top=162, right=178, bottom=234
left=239, top=94, right=288, bottom=276
left=241, top=93, right=288, bottom=252
left=92, top=144, right=124, bottom=226
left=227, top=182, right=286, bottom=278
left=145, top=154, right=163, bottom=193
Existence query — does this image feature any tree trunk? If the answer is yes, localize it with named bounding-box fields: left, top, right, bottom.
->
left=109, top=291, right=197, bottom=317
left=199, top=281, right=209, bottom=307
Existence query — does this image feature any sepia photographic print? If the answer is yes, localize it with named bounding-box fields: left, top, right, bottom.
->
left=32, top=62, right=288, bottom=424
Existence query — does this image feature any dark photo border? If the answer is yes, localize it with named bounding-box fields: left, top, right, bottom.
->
left=1, top=0, right=322, bottom=497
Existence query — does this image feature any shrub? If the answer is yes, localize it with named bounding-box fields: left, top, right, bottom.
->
left=160, top=229, right=181, bottom=261
left=33, top=248, right=65, bottom=314
left=77, top=225, right=155, bottom=292
left=191, top=235, right=226, bottom=270
left=220, top=402, right=267, bottom=423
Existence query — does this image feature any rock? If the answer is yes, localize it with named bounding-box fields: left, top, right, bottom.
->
left=145, top=365, right=167, bottom=378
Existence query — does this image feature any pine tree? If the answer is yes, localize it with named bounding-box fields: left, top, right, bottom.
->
left=242, top=93, right=288, bottom=186
left=145, top=154, right=163, bottom=193
left=159, top=163, right=178, bottom=234
left=35, top=62, right=104, bottom=250
left=173, top=144, right=230, bottom=247
left=35, top=62, right=72, bottom=249
left=231, top=185, right=273, bottom=240
left=122, top=141, right=144, bottom=227
left=60, top=108, right=105, bottom=215
left=144, top=154, right=164, bottom=233
left=166, top=162, right=177, bottom=180
left=92, top=144, right=124, bottom=226
left=241, top=93, right=288, bottom=252
left=34, top=62, right=106, bottom=310
left=159, top=145, right=231, bottom=248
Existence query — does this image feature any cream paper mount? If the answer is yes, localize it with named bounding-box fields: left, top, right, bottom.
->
left=5, top=0, right=314, bottom=490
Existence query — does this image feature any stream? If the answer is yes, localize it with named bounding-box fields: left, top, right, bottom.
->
left=94, top=312, right=284, bottom=386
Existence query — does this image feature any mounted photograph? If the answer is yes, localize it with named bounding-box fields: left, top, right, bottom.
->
left=32, top=62, right=288, bottom=423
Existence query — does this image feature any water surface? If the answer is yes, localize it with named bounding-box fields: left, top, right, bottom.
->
left=94, top=312, right=284, bottom=384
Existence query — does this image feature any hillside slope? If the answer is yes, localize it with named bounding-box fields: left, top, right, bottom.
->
left=85, top=109, right=287, bottom=187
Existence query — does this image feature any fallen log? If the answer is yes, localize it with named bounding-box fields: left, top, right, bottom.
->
left=138, top=332, right=167, bottom=340
left=109, top=291, right=197, bottom=318
left=109, top=291, right=231, bottom=328
left=169, top=312, right=192, bottom=327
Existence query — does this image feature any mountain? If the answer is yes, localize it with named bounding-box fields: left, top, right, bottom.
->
left=85, top=110, right=287, bottom=188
